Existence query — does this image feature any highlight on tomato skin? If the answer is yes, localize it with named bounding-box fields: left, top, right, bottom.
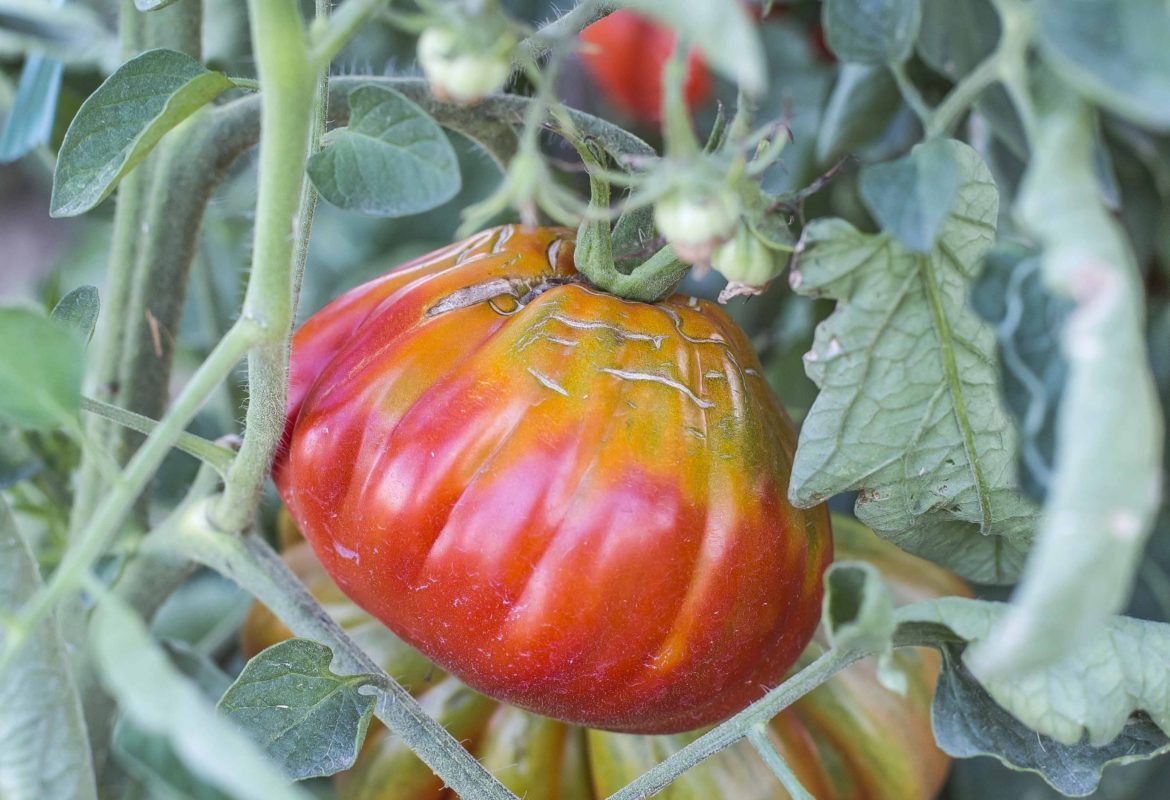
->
left=578, top=9, right=713, bottom=124
left=273, top=225, right=832, bottom=734
left=246, top=515, right=967, bottom=800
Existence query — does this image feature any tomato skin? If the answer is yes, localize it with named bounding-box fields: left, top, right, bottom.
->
left=275, top=225, right=831, bottom=734
left=579, top=10, right=712, bottom=124
left=244, top=515, right=965, bottom=798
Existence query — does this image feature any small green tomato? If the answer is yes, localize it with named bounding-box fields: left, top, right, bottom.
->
left=712, top=223, right=786, bottom=302
left=417, top=27, right=511, bottom=105
left=653, top=190, right=740, bottom=264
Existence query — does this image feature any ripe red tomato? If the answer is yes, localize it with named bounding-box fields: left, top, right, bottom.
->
left=579, top=10, right=713, bottom=124
left=274, top=225, right=831, bottom=734
left=244, top=516, right=967, bottom=799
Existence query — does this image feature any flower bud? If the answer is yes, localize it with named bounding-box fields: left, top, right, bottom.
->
left=418, top=27, right=511, bottom=105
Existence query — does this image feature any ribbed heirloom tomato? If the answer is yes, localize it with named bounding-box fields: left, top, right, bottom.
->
left=273, top=225, right=831, bottom=733
left=243, top=516, right=966, bottom=799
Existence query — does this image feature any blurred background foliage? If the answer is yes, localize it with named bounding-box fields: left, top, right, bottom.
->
left=2, top=0, right=1170, bottom=796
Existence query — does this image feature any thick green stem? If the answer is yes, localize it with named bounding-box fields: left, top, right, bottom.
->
left=70, top=0, right=146, bottom=536
left=307, top=0, right=390, bottom=68
left=145, top=0, right=203, bottom=58
left=607, top=648, right=863, bottom=800
left=114, top=100, right=260, bottom=463
left=515, top=0, right=614, bottom=65
left=210, top=0, right=314, bottom=534
left=0, top=319, right=262, bottom=680
left=171, top=519, right=518, bottom=800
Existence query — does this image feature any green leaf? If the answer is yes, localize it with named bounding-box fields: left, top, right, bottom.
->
left=0, top=0, right=113, bottom=63
left=967, top=75, right=1164, bottom=677
left=822, top=560, right=895, bottom=655
left=915, top=0, right=997, bottom=79
left=50, top=48, right=235, bottom=217
left=788, top=139, right=1036, bottom=583
left=113, top=719, right=234, bottom=800
left=307, top=84, right=461, bottom=218
left=0, top=52, right=62, bottom=163
left=0, top=496, right=98, bottom=800
left=935, top=651, right=1169, bottom=797
left=815, top=63, right=901, bottom=165
left=822, top=0, right=921, bottom=65
left=970, top=245, right=1070, bottom=503
left=899, top=597, right=1170, bottom=795
left=623, top=0, right=766, bottom=95
left=135, top=0, right=180, bottom=9
left=859, top=137, right=960, bottom=252
left=0, top=307, right=83, bottom=431
left=92, top=595, right=311, bottom=800
left=218, top=639, right=378, bottom=780
left=50, top=285, right=100, bottom=345
left=1034, top=0, right=1170, bottom=131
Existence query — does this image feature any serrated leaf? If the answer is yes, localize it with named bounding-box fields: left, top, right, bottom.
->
left=0, top=307, right=83, bottom=431
left=967, top=76, right=1164, bottom=677
left=1034, top=0, right=1170, bottom=131
left=307, top=84, right=460, bottom=218
left=623, top=0, right=766, bottom=95
left=822, top=0, right=921, bottom=65
left=860, top=137, right=960, bottom=253
left=91, top=596, right=311, bottom=800
left=0, top=52, right=63, bottom=163
left=0, top=496, right=97, bottom=800
left=789, top=139, right=1036, bottom=583
left=50, top=285, right=100, bottom=345
left=815, top=63, right=900, bottom=165
left=899, top=597, right=1170, bottom=795
left=50, top=48, right=235, bottom=217
left=970, top=246, right=1070, bottom=503
left=218, top=639, right=378, bottom=780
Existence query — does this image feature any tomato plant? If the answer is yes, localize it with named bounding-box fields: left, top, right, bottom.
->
left=2, top=0, right=1169, bottom=799
left=275, top=225, right=831, bottom=733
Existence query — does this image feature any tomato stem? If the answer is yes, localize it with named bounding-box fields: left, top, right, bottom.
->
left=607, top=647, right=865, bottom=800
left=574, top=139, right=691, bottom=302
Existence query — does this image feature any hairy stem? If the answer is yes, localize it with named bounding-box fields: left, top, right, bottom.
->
left=80, top=396, right=235, bottom=474
left=607, top=648, right=863, bottom=800
left=210, top=0, right=314, bottom=533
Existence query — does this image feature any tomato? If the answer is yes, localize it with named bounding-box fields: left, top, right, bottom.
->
left=579, top=10, right=712, bottom=124
left=273, top=225, right=831, bottom=734
left=243, top=516, right=967, bottom=799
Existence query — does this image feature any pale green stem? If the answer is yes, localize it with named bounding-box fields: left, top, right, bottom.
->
left=307, top=0, right=391, bottom=68
left=890, top=62, right=931, bottom=128
left=0, top=319, right=262, bottom=680
left=169, top=520, right=519, bottom=800
left=80, top=396, right=235, bottom=475
left=606, top=648, right=863, bottom=800
left=210, top=0, right=314, bottom=534
left=516, top=0, right=615, bottom=65
left=71, top=0, right=145, bottom=535
left=746, top=724, right=814, bottom=800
